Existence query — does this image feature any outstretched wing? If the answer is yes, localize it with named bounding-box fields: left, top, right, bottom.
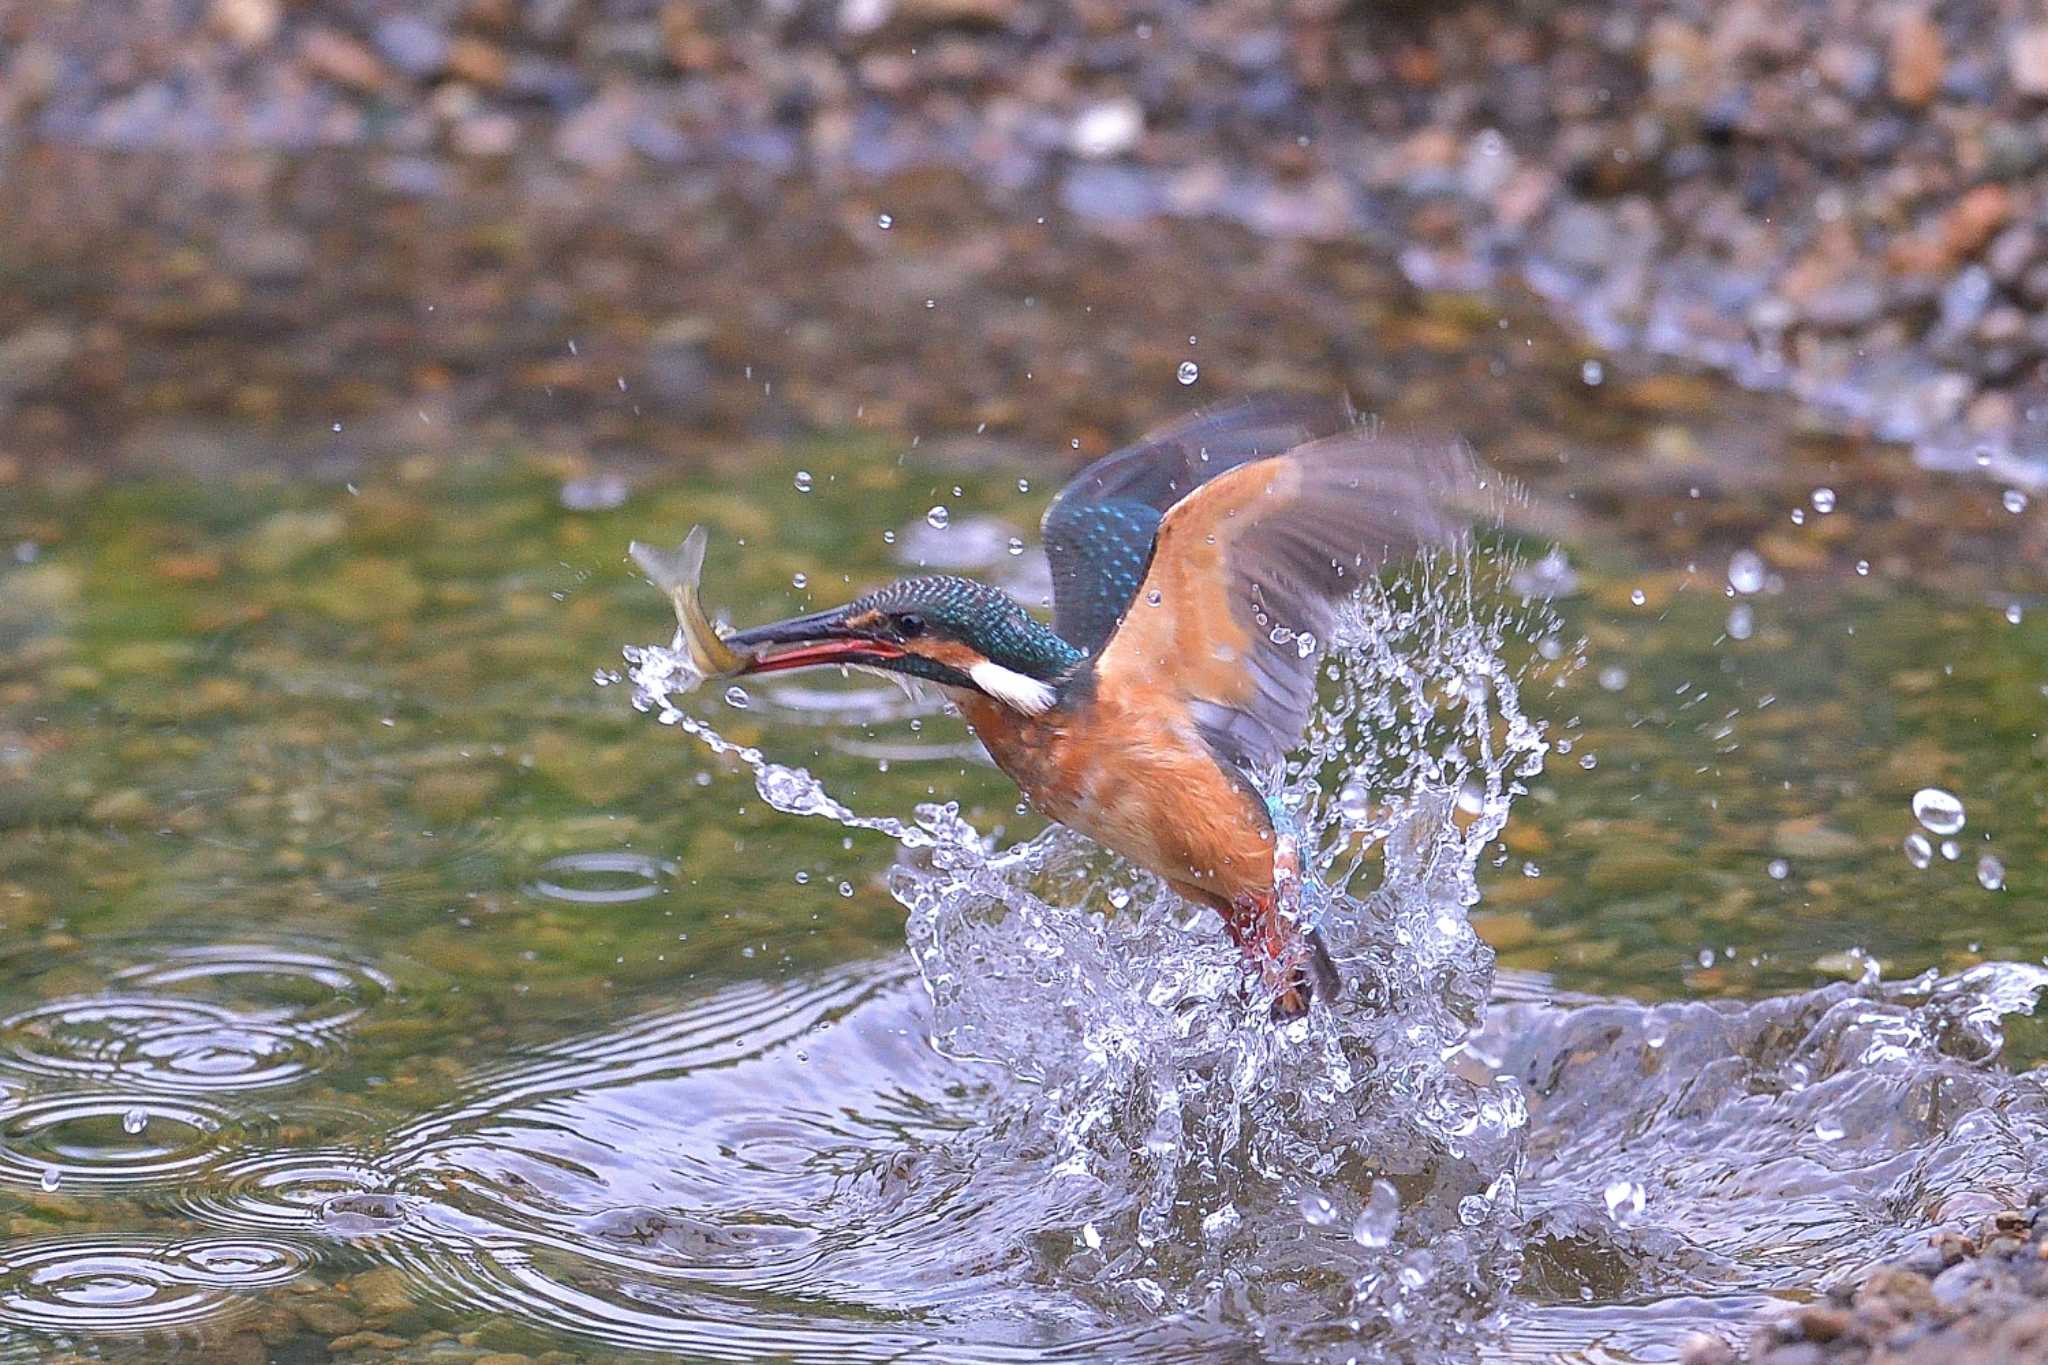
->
left=1041, top=395, right=1357, bottom=655
left=1091, top=429, right=1480, bottom=776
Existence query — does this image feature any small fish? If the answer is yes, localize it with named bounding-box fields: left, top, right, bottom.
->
left=629, top=526, right=751, bottom=686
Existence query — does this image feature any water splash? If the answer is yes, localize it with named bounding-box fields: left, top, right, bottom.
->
left=624, top=542, right=1555, bottom=1357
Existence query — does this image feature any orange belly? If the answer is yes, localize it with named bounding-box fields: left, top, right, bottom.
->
left=955, top=686, right=1275, bottom=911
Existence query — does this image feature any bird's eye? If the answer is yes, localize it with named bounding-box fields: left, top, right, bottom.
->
left=895, top=613, right=926, bottom=638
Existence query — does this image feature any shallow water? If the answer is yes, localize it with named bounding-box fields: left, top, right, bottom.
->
left=1, top=399, right=2045, bottom=1361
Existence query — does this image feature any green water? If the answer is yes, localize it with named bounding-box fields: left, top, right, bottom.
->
left=0, top=417, right=2043, bottom=1359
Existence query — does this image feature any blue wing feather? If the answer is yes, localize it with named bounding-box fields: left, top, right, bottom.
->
left=1041, top=395, right=1356, bottom=654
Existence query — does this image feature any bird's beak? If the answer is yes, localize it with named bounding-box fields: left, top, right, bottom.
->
left=724, top=606, right=907, bottom=674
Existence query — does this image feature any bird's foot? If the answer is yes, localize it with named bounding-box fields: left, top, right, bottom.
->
left=1225, top=889, right=1342, bottom=1020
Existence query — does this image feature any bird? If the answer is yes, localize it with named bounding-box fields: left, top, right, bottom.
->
left=722, top=395, right=1475, bottom=1016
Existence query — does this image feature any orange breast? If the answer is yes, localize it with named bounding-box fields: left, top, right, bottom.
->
left=956, top=686, right=1275, bottom=910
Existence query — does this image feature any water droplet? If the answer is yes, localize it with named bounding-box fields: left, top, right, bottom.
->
left=1006, top=537, right=1025, bottom=556
left=1812, top=1117, right=1846, bottom=1142
left=2003, top=489, right=2028, bottom=514
left=1766, top=859, right=1790, bottom=881
left=1728, top=550, right=1766, bottom=594
left=1079, top=1222, right=1102, bottom=1250
left=1941, top=839, right=1961, bottom=861
left=1298, top=1191, right=1340, bottom=1227
left=1727, top=603, right=1754, bottom=640
left=1855, top=559, right=1871, bottom=576
left=121, top=1108, right=148, bottom=1136
left=2005, top=603, right=2024, bottom=625
left=1521, top=861, right=1542, bottom=878
left=1629, top=588, right=1646, bottom=606
left=1911, top=787, right=1965, bottom=835
left=1352, top=1179, right=1399, bottom=1248
left=1602, top=1179, right=1645, bottom=1224
left=791, top=573, right=808, bottom=589
left=1904, top=832, right=1933, bottom=869
left=39, top=1167, right=59, bottom=1192
left=876, top=213, right=893, bottom=229
left=1810, top=487, right=1836, bottom=514
left=882, top=529, right=896, bottom=544
left=926, top=506, right=950, bottom=530
left=330, top=422, right=342, bottom=433
left=1177, top=360, right=1199, bottom=386
left=1580, top=359, right=1604, bottom=386
left=1107, top=886, right=1132, bottom=910
left=1146, top=589, right=1162, bottom=606
left=1016, top=478, right=1031, bottom=493
left=1977, top=854, right=2006, bottom=891
left=723, top=686, right=751, bottom=710
left=837, top=881, right=854, bottom=898
left=1578, top=753, right=1597, bottom=770
left=794, top=470, right=813, bottom=492
left=1597, top=666, right=1628, bottom=691
left=1788, top=507, right=1806, bottom=525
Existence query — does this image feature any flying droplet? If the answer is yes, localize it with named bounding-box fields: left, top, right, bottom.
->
left=926, top=506, right=950, bottom=530
left=723, top=686, right=751, bottom=710
left=1766, top=858, right=1789, bottom=881
left=1007, top=537, right=1025, bottom=556
left=1855, top=559, right=1871, bottom=576
left=1728, top=550, right=1766, bottom=595
left=837, top=881, right=854, bottom=898
left=1598, top=665, right=1628, bottom=691
left=1298, top=1192, right=1340, bottom=1227
left=2003, top=489, right=2027, bottom=514
left=1727, top=603, right=1754, bottom=640
left=1812, top=1117, right=1846, bottom=1142
left=793, top=470, right=814, bottom=492
left=876, top=213, right=894, bottom=229
left=1177, top=360, right=1199, bottom=385
left=2005, top=603, right=2023, bottom=625
left=1977, top=854, right=2005, bottom=891
left=791, top=572, right=808, bottom=589
left=1352, top=1179, right=1399, bottom=1248
left=1580, top=359, right=1604, bottom=386
left=1810, top=487, right=1836, bottom=513
left=1904, top=832, right=1933, bottom=869
left=122, top=1108, right=148, bottom=1135
left=1911, top=787, right=1965, bottom=836
left=38, top=1167, right=59, bottom=1192
left=1602, top=1179, right=1645, bottom=1224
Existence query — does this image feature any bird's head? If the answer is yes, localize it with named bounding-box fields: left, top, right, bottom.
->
left=726, top=575, right=1084, bottom=716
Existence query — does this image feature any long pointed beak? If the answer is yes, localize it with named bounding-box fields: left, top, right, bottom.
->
left=724, top=606, right=906, bottom=674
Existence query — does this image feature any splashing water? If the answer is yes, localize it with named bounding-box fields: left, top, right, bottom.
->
left=613, top=541, right=2048, bottom=1361
left=624, top=544, right=1551, bottom=1357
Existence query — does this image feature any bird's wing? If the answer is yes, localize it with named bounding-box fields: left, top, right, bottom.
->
left=1041, top=395, right=1357, bottom=654
left=1091, top=429, right=1480, bottom=776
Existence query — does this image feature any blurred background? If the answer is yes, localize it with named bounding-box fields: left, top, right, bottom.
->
left=6, top=0, right=2048, bottom=478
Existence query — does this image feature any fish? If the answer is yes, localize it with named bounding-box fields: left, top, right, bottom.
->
left=628, top=525, right=752, bottom=687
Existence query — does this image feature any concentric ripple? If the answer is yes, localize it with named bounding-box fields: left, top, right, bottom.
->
left=0, top=1093, right=243, bottom=1192
left=525, top=851, right=677, bottom=905
left=0, top=945, right=388, bottom=1091
left=0, top=1236, right=306, bottom=1334
left=177, top=1149, right=400, bottom=1235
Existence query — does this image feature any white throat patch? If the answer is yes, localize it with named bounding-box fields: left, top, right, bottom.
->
left=968, top=660, right=1056, bottom=716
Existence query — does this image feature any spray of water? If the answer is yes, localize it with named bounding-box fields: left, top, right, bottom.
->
left=626, top=540, right=1558, bottom=1358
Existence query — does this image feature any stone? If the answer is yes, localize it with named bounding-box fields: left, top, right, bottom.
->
left=208, top=0, right=281, bottom=49
left=373, top=16, right=451, bottom=79
left=301, top=28, right=389, bottom=92
left=1888, top=11, right=1944, bottom=107
left=2011, top=26, right=2048, bottom=97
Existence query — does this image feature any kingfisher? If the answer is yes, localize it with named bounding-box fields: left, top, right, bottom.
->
left=722, top=396, right=1472, bottom=1016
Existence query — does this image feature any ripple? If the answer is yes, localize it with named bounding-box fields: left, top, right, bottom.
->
left=179, top=1149, right=402, bottom=1236
left=0, top=945, right=388, bottom=1092
left=0, top=1094, right=242, bottom=1191
left=112, top=944, right=391, bottom=1031
left=0, top=1236, right=306, bottom=1334
left=525, top=852, right=677, bottom=905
